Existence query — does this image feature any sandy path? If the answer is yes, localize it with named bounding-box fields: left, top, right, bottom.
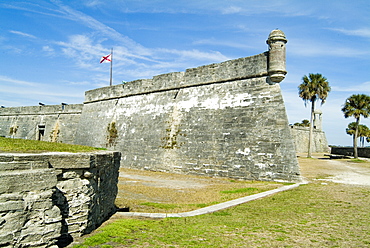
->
left=323, top=161, right=370, bottom=186
left=118, top=154, right=370, bottom=196
left=298, top=153, right=370, bottom=186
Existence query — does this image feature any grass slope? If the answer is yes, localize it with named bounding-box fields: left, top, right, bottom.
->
left=73, top=181, right=370, bottom=247
left=0, top=137, right=104, bottom=153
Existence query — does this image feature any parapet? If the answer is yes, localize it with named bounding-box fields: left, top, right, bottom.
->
left=84, top=53, right=269, bottom=103
left=0, top=103, right=83, bottom=116
left=86, top=30, right=288, bottom=103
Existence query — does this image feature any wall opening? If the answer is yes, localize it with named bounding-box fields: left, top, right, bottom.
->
left=38, top=124, right=45, bottom=141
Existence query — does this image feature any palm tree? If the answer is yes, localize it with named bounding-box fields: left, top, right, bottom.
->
left=301, top=119, right=310, bottom=127
left=341, top=94, right=370, bottom=158
left=293, top=119, right=310, bottom=127
left=359, top=125, right=369, bottom=147
left=298, top=73, right=331, bottom=158
left=346, top=122, right=369, bottom=148
left=346, top=122, right=356, bottom=135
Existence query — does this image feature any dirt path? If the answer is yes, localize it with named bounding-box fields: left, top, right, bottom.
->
left=119, top=171, right=209, bottom=189
left=120, top=154, right=370, bottom=189
left=298, top=153, right=370, bottom=186
left=116, top=168, right=286, bottom=212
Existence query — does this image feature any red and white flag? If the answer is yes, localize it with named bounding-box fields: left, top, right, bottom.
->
left=100, top=54, right=111, bottom=63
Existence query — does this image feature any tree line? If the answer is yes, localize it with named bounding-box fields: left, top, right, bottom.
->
left=298, top=73, right=370, bottom=159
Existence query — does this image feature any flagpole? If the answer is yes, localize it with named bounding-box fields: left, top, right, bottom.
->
left=110, top=48, right=113, bottom=86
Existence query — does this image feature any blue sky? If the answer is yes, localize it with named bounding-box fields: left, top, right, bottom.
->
left=1, top=0, right=369, bottom=146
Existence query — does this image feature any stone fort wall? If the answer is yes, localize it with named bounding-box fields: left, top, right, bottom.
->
left=290, top=126, right=329, bottom=153
left=0, top=104, right=83, bottom=144
left=76, top=53, right=300, bottom=182
left=0, top=30, right=300, bottom=182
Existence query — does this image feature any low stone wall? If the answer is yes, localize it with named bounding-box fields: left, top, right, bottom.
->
left=331, top=147, right=370, bottom=158
left=0, top=151, right=120, bottom=247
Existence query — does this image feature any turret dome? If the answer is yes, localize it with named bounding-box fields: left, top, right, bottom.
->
left=314, top=109, right=323, bottom=114
left=266, top=29, right=287, bottom=44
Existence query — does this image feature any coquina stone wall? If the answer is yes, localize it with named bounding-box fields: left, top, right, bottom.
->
left=0, top=151, right=120, bottom=247
left=0, top=30, right=300, bottom=182
left=74, top=30, right=300, bottom=182
left=0, top=104, right=83, bottom=144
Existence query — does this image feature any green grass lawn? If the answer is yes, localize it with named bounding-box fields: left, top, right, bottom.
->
left=72, top=181, right=370, bottom=247
left=0, top=137, right=104, bottom=153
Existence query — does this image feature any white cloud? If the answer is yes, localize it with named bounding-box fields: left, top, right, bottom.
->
left=51, top=0, right=150, bottom=56
left=332, top=81, right=370, bottom=93
left=193, top=38, right=256, bottom=50
left=329, top=28, right=370, bottom=38
left=0, top=75, right=40, bottom=87
left=9, top=30, right=37, bottom=39
left=288, top=38, right=368, bottom=58
left=0, top=75, right=84, bottom=106
left=1, top=2, right=66, bottom=19
left=222, top=6, right=242, bottom=14
left=65, top=80, right=91, bottom=86
left=155, top=48, right=229, bottom=62
left=83, top=0, right=102, bottom=8
left=42, top=45, right=54, bottom=53
left=107, top=1, right=314, bottom=17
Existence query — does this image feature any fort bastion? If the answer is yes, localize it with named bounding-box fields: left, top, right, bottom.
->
left=1, top=30, right=300, bottom=183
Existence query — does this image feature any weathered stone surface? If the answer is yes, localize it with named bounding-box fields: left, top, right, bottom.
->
left=77, top=73, right=299, bottom=182
left=0, top=151, right=120, bottom=247
left=0, top=200, right=24, bottom=212
left=0, top=233, right=13, bottom=246
left=0, top=154, right=50, bottom=171
left=0, top=188, right=60, bottom=248
left=0, top=169, right=57, bottom=194
left=48, top=153, right=92, bottom=169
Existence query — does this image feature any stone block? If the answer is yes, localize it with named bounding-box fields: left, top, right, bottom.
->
left=0, top=192, right=23, bottom=202
left=48, top=153, right=92, bottom=169
left=0, top=162, right=28, bottom=171
left=0, top=201, right=24, bottom=212
left=0, top=233, right=13, bottom=246
left=61, top=170, right=84, bottom=179
left=44, top=205, right=62, bottom=224
left=0, top=211, right=28, bottom=234
left=0, top=156, right=14, bottom=163
left=0, top=169, right=57, bottom=194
